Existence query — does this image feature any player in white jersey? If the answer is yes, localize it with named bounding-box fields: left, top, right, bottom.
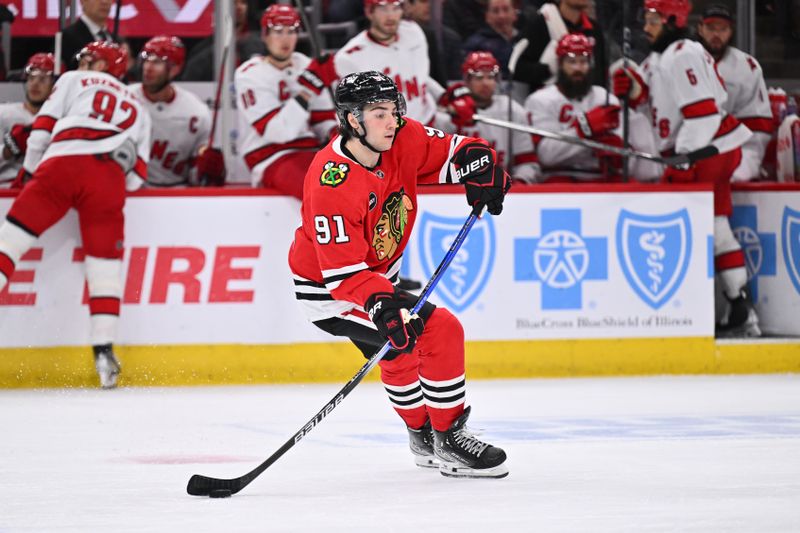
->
left=435, top=51, right=539, bottom=183
left=0, top=42, right=151, bottom=388
left=0, top=53, right=56, bottom=188
left=696, top=4, right=774, bottom=181
left=235, top=4, right=337, bottom=198
left=612, top=0, right=759, bottom=337
left=298, top=0, right=442, bottom=125
left=528, top=35, right=662, bottom=183
left=130, top=36, right=224, bottom=187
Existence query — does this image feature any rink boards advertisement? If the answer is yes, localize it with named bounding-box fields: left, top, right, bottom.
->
left=0, top=187, right=715, bottom=348
left=731, top=185, right=800, bottom=335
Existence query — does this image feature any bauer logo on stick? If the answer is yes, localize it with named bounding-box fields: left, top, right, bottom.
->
left=320, top=161, right=349, bottom=187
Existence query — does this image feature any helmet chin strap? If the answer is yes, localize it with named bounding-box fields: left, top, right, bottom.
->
left=353, top=120, right=387, bottom=153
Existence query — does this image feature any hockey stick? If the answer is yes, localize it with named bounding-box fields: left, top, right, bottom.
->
left=199, top=13, right=233, bottom=186
left=207, top=13, right=233, bottom=151
left=112, top=0, right=122, bottom=40
left=473, top=114, right=719, bottom=168
left=186, top=206, right=484, bottom=497
left=621, top=1, right=631, bottom=182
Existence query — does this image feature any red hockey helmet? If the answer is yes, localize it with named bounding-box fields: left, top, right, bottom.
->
left=260, top=4, right=301, bottom=30
left=77, top=41, right=128, bottom=79
left=644, top=0, right=692, bottom=28
left=24, top=53, right=56, bottom=77
left=556, top=34, right=594, bottom=59
left=461, top=51, right=500, bottom=77
left=141, top=35, right=186, bottom=70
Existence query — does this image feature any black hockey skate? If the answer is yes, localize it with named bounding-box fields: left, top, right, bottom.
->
left=716, top=290, right=761, bottom=338
left=408, top=419, right=439, bottom=469
left=433, top=406, right=508, bottom=479
left=93, top=344, right=121, bottom=389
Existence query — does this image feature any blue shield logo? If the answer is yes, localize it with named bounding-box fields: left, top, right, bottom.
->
left=418, top=212, right=494, bottom=312
left=616, top=209, right=692, bottom=309
left=782, top=206, right=800, bottom=295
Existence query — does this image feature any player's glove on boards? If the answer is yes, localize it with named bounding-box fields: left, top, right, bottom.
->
left=365, top=290, right=426, bottom=354
left=196, top=147, right=226, bottom=186
left=451, top=142, right=511, bottom=215
left=661, top=165, right=696, bottom=183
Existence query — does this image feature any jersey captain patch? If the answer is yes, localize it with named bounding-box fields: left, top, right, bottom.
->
left=320, top=161, right=350, bottom=187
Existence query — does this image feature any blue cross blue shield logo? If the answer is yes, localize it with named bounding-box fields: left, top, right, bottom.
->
left=731, top=205, right=776, bottom=302
left=782, top=206, right=800, bottom=295
left=616, top=209, right=691, bottom=309
left=418, top=212, right=495, bottom=312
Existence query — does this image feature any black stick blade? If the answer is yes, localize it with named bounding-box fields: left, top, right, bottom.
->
left=187, top=474, right=243, bottom=496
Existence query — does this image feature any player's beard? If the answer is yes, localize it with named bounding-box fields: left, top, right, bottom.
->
left=698, top=35, right=729, bottom=61
left=144, top=74, right=170, bottom=94
left=557, top=69, right=591, bottom=100
left=24, top=94, right=47, bottom=109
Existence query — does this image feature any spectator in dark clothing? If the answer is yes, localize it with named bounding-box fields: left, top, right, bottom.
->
left=443, top=0, right=488, bottom=39
left=327, top=0, right=368, bottom=29
left=60, top=0, right=118, bottom=70
left=464, top=0, right=521, bottom=77
left=405, top=0, right=464, bottom=84
left=182, top=0, right=266, bottom=80
left=510, top=0, right=607, bottom=95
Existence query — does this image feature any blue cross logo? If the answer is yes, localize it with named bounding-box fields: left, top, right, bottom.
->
left=514, top=209, right=607, bottom=310
left=730, top=205, right=776, bottom=302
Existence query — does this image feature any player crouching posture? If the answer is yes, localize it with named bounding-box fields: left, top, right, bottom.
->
left=288, top=71, right=510, bottom=478
left=0, top=42, right=151, bottom=388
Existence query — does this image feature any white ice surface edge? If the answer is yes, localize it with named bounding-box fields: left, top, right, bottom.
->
left=0, top=375, right=799, bottom=532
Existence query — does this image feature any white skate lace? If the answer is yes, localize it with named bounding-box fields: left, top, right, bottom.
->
left=453, top=427, right=489, bottom=457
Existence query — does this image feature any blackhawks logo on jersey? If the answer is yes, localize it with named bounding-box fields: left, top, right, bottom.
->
left=320, top=161, right=350, bottom=187
left=372, top=189, right=414, bottom=261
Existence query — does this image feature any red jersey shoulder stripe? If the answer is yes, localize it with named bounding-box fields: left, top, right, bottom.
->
left=31, top=115, right=57, bottom=132
left=52, top=127, right=117, bottom=143
left=243, top=137, right=320, bottom=169
left=739, top=116, right=774, bottom=134
left=681, top=98, right=719, bottom=119
left=252, top=107, right=281, bottom=136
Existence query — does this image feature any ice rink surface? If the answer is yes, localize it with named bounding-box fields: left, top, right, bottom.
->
left=1, top=374, right=799, bottom=533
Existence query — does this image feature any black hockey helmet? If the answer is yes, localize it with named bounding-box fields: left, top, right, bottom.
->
left=334, top=70, right=407, bottom=137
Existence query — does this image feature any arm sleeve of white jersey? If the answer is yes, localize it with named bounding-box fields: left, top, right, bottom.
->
left=510, top=102, right=539, bottom=183
left=236, top=71, right=311, bottom=144
left=670, top=49, right=722, bottom=153
left=126, top=110, right=151, bottom=191
left=432, top=110, right=457, bottom=133
left=23, top=75, right=72, bottom=172
left=427, top=77, right=445, bottom=102
left=332, top=49, right=359, bottom=80
left=308, top=89, right=337, bottom=142
left=527, top=94, right=591, bottom=168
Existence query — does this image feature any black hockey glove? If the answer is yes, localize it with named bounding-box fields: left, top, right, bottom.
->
left=451, top=142, right=511, bottom=216
left=365, top=290, right=426, bottom=354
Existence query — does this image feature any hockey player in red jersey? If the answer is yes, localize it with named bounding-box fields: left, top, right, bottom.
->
left=0, top=53, right=57, bottom=187
left=131, top=36, right=225, bottom=187
left=235, top=5, right=337, bottom=197
left=289, top=71, right=510, bottom=478
left=0, top=41, right=151, bottom=388
left=612, top=0, right=759, bottom=337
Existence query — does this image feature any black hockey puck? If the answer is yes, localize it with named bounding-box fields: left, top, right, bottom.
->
left=208, top=489, right=232, bottom=499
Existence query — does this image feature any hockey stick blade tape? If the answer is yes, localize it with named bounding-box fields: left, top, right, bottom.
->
left=209, top=489, right=232, bottom=499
